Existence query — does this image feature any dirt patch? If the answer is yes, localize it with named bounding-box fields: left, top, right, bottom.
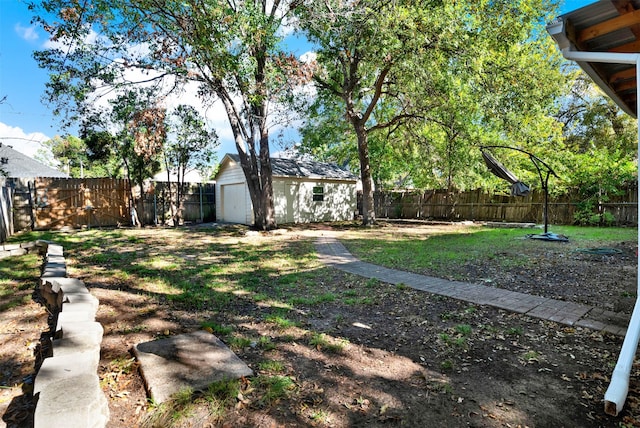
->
left=1, top=222, right=639, bottom=428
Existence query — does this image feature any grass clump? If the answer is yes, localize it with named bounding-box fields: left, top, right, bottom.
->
left=440, top=359, right=454, bottom=371
left=258, top=360, right=285, bottom=373
left=201, top=321, right=234, bottom=336
left=204, top=379, right=242, bottom=420
left=141, top=387, right=195, bottom=427
left=309, top=333, right=348, bottom=353
left=227, top=335, right=253, bottom=351
left=255, top=375, right=296, bottom=404
left=258, top=335, right=276, bottom=351
left=0, top=253, right=39, bottom=312
left=265, top=312, right=298, bottom=329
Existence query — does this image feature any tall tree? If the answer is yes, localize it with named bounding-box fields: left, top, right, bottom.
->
left=298, top=0, right=566, bottom=196
left=297, top=0, right=457, bottom=225
left=38, top=135, right=87, bottom=177
left=81, top=87, right=165, bottom=226
left=31, top=0, right=306, bottom=230
left=556, top=70, right=637, bottom=224
left=164, top=104, right=218, bottom=225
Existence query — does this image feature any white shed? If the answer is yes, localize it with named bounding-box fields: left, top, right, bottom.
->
left=215, top=154, right=358, bottom=225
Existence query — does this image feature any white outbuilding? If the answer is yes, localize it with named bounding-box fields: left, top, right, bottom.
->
left=215, top=153, right=358, bottom=225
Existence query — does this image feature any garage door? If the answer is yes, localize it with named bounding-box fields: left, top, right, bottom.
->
left=222, top=183, right=247, bottom=224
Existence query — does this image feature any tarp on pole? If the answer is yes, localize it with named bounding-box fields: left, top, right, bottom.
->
left=481, top=150, right=530, bottom=197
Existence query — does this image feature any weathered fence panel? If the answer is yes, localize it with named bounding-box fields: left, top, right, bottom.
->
left=141, top=181, right=216, bottom=225
left=12, top=178, right=216, bottom=231
left=32, top=178, right=131, bottom=230
left=0, top=178, right=13, bottom=242
left=11, top=178, right=36, bottom=232
left=363, top=188, right=638, bottom=226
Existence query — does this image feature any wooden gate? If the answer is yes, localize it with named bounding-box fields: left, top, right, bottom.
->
left=33, top=178, right=131, bottom=230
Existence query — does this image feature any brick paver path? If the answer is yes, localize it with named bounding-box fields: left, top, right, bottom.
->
left=315, top=236, right=630, bottom=336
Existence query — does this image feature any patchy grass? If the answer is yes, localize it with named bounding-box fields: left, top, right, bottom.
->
left=4, top=223, right=638, bottom=428
left=340, top=225, right=637, bottom=279
left=0, top=253, right=39, bottom=312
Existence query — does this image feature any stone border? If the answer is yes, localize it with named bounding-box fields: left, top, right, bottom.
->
left=32, top=240, right=110, bottom=428
left=0, top=241, right=37, bottom=259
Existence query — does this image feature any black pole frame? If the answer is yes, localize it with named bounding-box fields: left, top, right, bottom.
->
left=480, top=145, right=559, bottom=234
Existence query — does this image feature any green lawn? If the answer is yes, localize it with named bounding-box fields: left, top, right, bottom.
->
left=339, top=225, right=637, bottom=278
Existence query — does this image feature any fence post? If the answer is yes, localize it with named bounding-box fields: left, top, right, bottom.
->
left=199, top=183, right=204, bottom=223
left=153, top=184, right=158, bottom=225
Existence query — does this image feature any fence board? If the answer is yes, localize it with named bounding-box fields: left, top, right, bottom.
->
left=364, top=188, right=638, bottom=226
left=141, top=181, right=216, bottom=225
left=0, top=178, right=13, bottom=242
left=33, top=178, right=131, bottom=229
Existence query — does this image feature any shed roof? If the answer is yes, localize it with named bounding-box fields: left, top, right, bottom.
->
left=222, top=153, right=357, bottom=181
left=547, top=0, right=640, bottom=117
left=0, top=143, right=69, bottom=178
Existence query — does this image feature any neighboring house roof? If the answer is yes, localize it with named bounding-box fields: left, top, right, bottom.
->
left=0, top=143, right=69, bottom=178
left=221, top=153, right=357, bottom=181
left=547, top=1, right=640, bottom=117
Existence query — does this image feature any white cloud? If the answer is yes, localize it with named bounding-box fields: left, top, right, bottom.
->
left=300, top=51, right=317, bottom=63
left=14, top=23, right=39, bottom=42
left=0, top=122, right=50, bottom=159
left=43, top=26, right=99, bottom=51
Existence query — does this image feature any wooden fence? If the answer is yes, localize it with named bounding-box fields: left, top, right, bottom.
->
left=31, top=178, right=131, bottom=230
left=0, top=178, right=13, bottom=241
left=141, top=181, right=216, bottom=226
left=361, top=187, right=639, bottom=226
left=6, top=177, right=638, bottom=237
left=11, top=178, right=216, bottom=232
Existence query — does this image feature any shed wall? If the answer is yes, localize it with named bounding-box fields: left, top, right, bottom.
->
left=215, top=159, right=253, bottom=224
left=274, top=177, right=356, bottom=224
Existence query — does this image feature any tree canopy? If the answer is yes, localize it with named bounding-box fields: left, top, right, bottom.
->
left=30, top=0, right=638, bottom=227
left=31, top=0, right=309, bottom=229
left=295, top=0, right=573, bottom=222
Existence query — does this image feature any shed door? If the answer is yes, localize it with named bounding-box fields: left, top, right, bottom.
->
left=222, top=183, right=247, bottom=224
left=285, top=182, right=299, bottom=224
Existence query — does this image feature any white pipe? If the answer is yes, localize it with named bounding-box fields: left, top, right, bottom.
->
left=547, top=17, right=640, bottom=413
left=560, top=49, right=639, bottom=65
left=602, top=55, right=640, bottom=416
left=557, top=43, right=640, bottom=416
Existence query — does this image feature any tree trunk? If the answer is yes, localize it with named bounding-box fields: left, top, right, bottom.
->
left=122, top=156, right=141, bottom=228
left=164, top=155, right=177, bottom=226
left=216, top=82, right=277, bottom=230
left=176, top=167, right=186, bottom=226
left=354, top=120, right=376, bottom=226
left=242, top=156, right=276, bottom=230
left=257, top=129, right=276, bottom=230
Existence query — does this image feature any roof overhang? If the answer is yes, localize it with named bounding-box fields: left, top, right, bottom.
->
left=547, top=0, right=640, bottom=118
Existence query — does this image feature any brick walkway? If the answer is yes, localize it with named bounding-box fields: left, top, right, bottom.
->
left=315, top=236, right=630, bottom=336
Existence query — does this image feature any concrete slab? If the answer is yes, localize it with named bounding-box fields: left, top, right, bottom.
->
left=43, top=277, right=89, bottom=294
left=55, top=311, right=95, bottom=333
left=56, top=321, right=104, bottom=344
left=60, top=301, right=99, bottom=318
left=62, top=292, right=99, bottom=311
left=34, top=352, right=99, bottom=394
left=41, top=263, right=67, bottom=279
left=34, top=374, right=109, bottom=428
left=133, top=330, right=253, bottom=403
left=52, top=336, right=102, bottom=358
left=46, top=244, right=64, bottom=256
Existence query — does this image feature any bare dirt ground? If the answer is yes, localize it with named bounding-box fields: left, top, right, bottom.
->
left=1, top=221, right=640, bottom=428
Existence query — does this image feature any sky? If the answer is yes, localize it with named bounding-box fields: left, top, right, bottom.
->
left=0, top=0, right=600, bottom=166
